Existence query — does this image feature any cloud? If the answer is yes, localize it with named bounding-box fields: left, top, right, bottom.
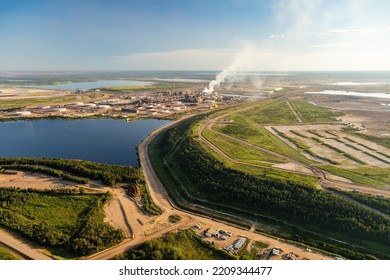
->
left=316, top=26, right=390, bottom=36
left=269, top=34, right=285, bottom=39
left=309, top=42, right=359, bottom=48
left=112, top=49, right=239, bottom=70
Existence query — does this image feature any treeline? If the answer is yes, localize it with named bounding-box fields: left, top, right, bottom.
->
left=156, top=118, right=390, bottom=258
left=70, top=192, right=124, bottom=256
left=2, top=164, right=89, bottom=184
left=0, top=157, right=162, bottom=215
left=115, top=229, right=235, bottom=260
left=329, top=188, right=390, bottom=215
left=0, top=158, right=139, bottom=186
left=0, top=188, right=123, bottom=256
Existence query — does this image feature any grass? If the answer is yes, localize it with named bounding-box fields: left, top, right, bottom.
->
left=230, top=100, right=299, bottom=125
left=319, top=166, right=390, bottom=187
left=202, top=129, right=287, bottom=164
left=290, top=130, right=308, bottom=138
left=214, top=124, right=315, bottom=164
left=237, top=240, right=269, bottom=260
left=1, top=191, right=99, bottom=235
left=0, top=188, right=123, bottom=257
left=103, top=81, right=199, bottom=93
left=291, top=101, right=342, bottom=123
left=0, top=247, right=19, bottom=260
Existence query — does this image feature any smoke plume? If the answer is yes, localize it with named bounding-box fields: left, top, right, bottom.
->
left=203, top=45, right=257, bottom=94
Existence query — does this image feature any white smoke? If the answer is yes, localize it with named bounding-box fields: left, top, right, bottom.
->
left=202, top=45, right=257, bottom=94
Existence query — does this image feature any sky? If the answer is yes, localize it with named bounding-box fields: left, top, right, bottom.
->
left=1, top=0, right=390, bottom=71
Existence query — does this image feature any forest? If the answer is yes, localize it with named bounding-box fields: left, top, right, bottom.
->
left=0, top=188, right=123, bottom=257
left=114, top=229, right=235, bottom=260
left=0, top=157, right=162, bottom=215
left=151, top=116, right=390, bottom=259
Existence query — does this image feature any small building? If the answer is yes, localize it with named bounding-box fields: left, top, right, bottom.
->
left=204, top=228, right=218, bottom=238
left=233, top=237, right=246, bottom=250
left=271, top=248, right=281, bottom=256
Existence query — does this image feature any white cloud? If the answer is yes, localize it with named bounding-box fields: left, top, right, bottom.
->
left=316, top=26, right=390, bottom=36
left=112, top=49, right=239, bottom=70
left=309, top=42, right=359, bottom=48
left=269, top=34, right=285, bottom=39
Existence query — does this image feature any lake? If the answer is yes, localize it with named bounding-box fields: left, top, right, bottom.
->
left=305, top=90, right=390, bottom=99
left=0, top=118, right=170, bottom=166
left=23, top=80, right=151, bottom=90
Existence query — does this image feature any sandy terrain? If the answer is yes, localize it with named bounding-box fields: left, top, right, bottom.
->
left=0, top=171, right=83, bottom=189
left=270, top=124, right=390, bottom=168
left=0, top=87, right=69, bottom=99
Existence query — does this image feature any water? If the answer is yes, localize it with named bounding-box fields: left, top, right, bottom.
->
left=22, top=80, right=151, bottom=90
left=0, top=118, right=171, bottom=166
left=305, top=90, right=390, bottom=99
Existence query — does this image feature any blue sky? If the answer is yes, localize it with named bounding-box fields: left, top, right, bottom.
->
left=1, top=0, right=390, bottom=70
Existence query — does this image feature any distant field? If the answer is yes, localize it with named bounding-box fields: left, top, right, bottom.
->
left=0, top=96, right=77, bottom=110
left=290, top=101, right=342, bottom=123
left=103, top=81, right=199, bottom=92
left=214, top=124, right=314, bottom=164
left=0, top=92, right=110, bottom=110
left=202, top=129, right=287, bottom=164
left=229, top=100, right=298, bottom=125
left=320, top=166, right=390, bottom=188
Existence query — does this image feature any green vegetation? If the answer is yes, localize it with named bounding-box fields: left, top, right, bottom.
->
left=236, top=240, right=269, bottom=260
left=329, top=188, right=390, bottom=215
left=202, top=129, right=287, bottom=164
left=343, top=129, right=390, bottom=149
left=103, top=81, right=198, bottom=93
left=168, top=214, right=182, bottom=223
left=362, top=151, right=390, bottom=164
left=0, top=157, right=162, bottom=215
left=290, top=130, right=308, bottom=138
left=320, top=166, right=390, bottom=188
left=271, top=128, right=339, bottom=164
left=0, top=188, right=123, bottom=257
left=291, top=101, right=342, bottom=123
left=114, top=230, right=235, bottom=260
left=214, top=124, right=313, bottom=164
left=321, top=143, right=367, bottom=164
left=0, top=92, right=110, bottom=110
left=0, top=247, right=19, bottom=260
left=230, top=100, right=298, bottom=125
left=0, top=96, right=77, bottom=110
left=307, top=129, right=325, bottom=138
left=149, top=115, right=390, bottom=259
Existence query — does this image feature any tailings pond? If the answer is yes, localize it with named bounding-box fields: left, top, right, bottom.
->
left=0, top=118, right=171, bottom=166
